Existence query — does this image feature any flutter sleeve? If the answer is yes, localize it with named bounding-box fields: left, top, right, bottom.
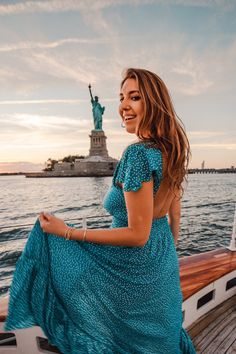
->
left=114, top=143, right=163, bottom=193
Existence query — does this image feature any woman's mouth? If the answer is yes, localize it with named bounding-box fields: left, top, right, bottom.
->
left=124, top=115, right=136, bottom=122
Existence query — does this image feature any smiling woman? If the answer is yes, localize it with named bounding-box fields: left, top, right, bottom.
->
left=4, top=68, right=196, bottom=354
left=119, top=68, right=190, bottom=195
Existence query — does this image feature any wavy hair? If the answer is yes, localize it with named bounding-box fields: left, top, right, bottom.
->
left=121, top=68, right=191, bottom=196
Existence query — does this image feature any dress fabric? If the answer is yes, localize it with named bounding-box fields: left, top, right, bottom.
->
left=4, top=141, right=196, bottom=354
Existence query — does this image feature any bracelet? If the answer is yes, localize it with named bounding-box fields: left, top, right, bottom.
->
left=64, top=227, right=70, bottom=239
left=82, top=228, right=87, bottom=242
left=68, top=227, right=74, bottom=240
left=64, top=227, right=74, bottom=241
left=64, top=226, right=87, bottom=241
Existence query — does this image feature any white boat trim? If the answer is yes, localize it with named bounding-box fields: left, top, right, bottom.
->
left=182, top=269, right=236, bottom=328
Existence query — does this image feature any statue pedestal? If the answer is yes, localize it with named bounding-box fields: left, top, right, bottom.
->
left=89, top=130, right=109, bottom=157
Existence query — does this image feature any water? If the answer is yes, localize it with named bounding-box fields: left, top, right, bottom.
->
left=0, top=174, right=235, bottom=298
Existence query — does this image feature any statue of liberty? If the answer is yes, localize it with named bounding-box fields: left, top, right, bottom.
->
left=88, top=84, right=105, bottom=130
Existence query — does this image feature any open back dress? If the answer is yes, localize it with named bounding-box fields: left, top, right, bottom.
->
left=4, top=141, right=196, bottom=354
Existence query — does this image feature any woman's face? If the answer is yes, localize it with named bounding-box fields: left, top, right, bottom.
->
left=119, top=78, right=144, bottom=135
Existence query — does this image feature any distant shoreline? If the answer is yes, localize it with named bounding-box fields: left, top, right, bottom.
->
left=0, top=172, right=26, bottom=176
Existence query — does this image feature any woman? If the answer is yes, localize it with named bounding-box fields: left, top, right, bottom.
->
left=5, top=68, right=196, bottom=353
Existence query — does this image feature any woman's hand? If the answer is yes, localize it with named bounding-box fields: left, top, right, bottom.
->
left=39, top=212, right=68, bottom=238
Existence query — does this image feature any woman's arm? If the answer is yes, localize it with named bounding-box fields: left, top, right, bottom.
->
left=168, top=195, right=181, bottom=246
left=39, top=179, right=154, bottom=248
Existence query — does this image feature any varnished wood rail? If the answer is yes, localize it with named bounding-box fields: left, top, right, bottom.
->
left=179, top=248, right=236, bottom=301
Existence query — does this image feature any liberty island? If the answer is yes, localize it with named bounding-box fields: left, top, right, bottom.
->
left=25, top=85, right=118, bottom=178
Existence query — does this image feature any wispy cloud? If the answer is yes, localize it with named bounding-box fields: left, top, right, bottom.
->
left=0, top=50, right=99, bottom=95
left=188, top=131, right=236, bottom=150
left=0, top=99, right=86, bottom=105
left=0, top=31, right=235, bottom=96
left=0, top=38, right=111, bottom=52
left=25, top=52, right=96, bottom=84
left=0, top=0, right=234, bottom=16
left=0, top=113, right=90, bottom=131
left=171, top=58, right=214, bottom=96
left=0, top=98, right=117, bottom=105
left=0, top=113, right=93, bottom=162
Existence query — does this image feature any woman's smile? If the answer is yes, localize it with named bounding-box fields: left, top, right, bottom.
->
left=123, top=115, right=137, bottom=121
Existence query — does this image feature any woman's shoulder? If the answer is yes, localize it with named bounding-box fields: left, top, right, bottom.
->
left=114, top=140, right=163, bottom=192
left=121, top=141, right=162, bottom=161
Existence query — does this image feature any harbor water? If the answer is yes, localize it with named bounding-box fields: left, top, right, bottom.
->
left=0, top=173, right=235, bottom=298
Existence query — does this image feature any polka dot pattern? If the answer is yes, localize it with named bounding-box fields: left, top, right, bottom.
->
left=4, top=141, right=196, bottom=353
left=113, top=141, right=163, bottom=193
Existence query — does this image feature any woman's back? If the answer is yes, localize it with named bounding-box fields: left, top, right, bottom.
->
left=153, top=179, right=175, bottom=217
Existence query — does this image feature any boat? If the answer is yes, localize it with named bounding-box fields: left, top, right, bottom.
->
left=0, top=208, right=235, bottom=354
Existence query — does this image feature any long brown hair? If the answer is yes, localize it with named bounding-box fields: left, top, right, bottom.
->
left=121, top=68, right=191, bottom=196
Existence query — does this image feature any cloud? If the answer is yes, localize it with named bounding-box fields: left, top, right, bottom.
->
left=0, top=36, right=235, bottom=98
left=171, top=58, right=214, bottom=96
left=0, top=0, right=234, bottom=16
left=24, top=52, right=96, bottom=84
left=0, top=98, right=117, bottom=105
left=164, top=36, right=236, bottom=95
left=0, top=50, right=99, bottom=95
left=0, top=22, right=235, bottom=97
left=0, top=65, right=42, bottom=95
left=188, top=130, right=236, bottom=149
left=0, top=38, right=112, bottom=53
left=0, top=113, right=92, bottom=156
left=0, top=99, right=87, bottom=105
left=0, top=113, right=91, bottom=132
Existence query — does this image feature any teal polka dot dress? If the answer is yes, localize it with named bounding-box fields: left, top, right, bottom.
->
left=4, top=141, right=196, bottom=354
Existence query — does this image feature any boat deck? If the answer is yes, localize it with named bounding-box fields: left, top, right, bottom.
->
left=188, top=295, right=236, bottom=353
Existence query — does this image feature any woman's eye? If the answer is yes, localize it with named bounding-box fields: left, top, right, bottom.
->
left=119, top=96, right=140, bottom=103
left=131, top=96, right=141, bottom=101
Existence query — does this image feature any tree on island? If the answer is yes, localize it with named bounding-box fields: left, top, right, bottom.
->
left=62, top=155, right=85, bottom=163
left=43, top=158, right=58, bottom=171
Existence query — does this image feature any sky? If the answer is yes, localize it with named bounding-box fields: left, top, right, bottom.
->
left=0, top=0, right=235, bottom=172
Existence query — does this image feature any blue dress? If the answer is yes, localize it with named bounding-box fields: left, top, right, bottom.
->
left=4, top=141, right=196, bottom=354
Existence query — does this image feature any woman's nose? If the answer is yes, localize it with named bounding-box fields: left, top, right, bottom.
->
left=120, top=98, right=131, bottom=111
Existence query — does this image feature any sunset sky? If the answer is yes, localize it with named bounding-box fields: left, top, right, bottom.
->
left=0, top=0, right=235, bottom=172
